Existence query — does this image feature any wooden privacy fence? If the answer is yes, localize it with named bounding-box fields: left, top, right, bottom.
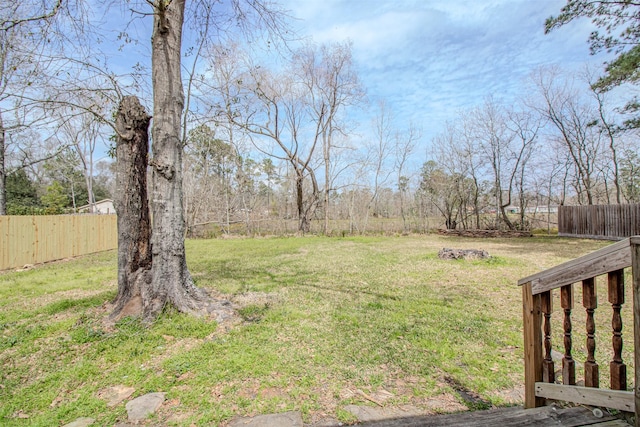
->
left=0, top=215, right=117, bottom=271
left=519, top=237, right=640, bottom=426
left=559, top=204, right=640, bottom=239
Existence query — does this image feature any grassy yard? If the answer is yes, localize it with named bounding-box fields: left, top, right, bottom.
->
left=0, top=235, right=628, bottom=426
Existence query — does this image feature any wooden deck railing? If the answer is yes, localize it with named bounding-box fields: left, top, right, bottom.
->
left=519, top=236, right=640, bottom=425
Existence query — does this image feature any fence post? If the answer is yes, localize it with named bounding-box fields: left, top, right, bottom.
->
left=631, top=236, right=640, bottom=427
left=523, top=281, right=544, bottom=408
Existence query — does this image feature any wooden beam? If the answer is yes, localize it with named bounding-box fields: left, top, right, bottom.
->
left=591, top=421, right=635, bottom=427
left=522, top=282, right=544, bottom=408
left=357, top=405, right=618, bottom=427
left=535, top=382, right=634, bottom=412
left=631, top=237, right=640, bottom=427
left=517, top=238, right=631, bottom=295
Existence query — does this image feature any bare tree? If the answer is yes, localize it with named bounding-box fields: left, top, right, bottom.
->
left=431, top=121, right=480, bottom=229
left=531, top=67, right=604, bottom=205
left=4, top=1, right=289, bottom=319
left=0, top=1, right=128, bottom=215
left=418, top=159, right=464, bottom=230
left=394, top=125, right=419, bottom=232
left=111, top=0, right=288, bottom=320
left=469, top=99, right=519, bottom=229
left=292, top=42, right=364, bottom=234
left=343, top=156, right=373, bottom=234
left=136, top=0, right=239, bottom=319
left=439, top=98, right=539, bottom=231
left=55, top=110, right=108, bottom=211
left=216, top=42, right=362, bottom=234
left=0, top=1, right=65, bottom=214
left=457, top=119, right=485, bottom=229
left=363, top=101, right=394, bottom=232
left=238, top=64, right=322, bottom=233
left=585, top=69, right=623, bottom=203
left=183, top=124, right=239, bottom=235
left=191, top=42, right=254, bottom=234
left=506, top=109, right=540, bottom=229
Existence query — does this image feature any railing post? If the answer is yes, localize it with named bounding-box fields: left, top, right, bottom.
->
left=541, top=291, right=554, bottom=383
left=630, top=237, right=640, bottom=427
left=583, top=278, right=599, bottom=388
left=609, top=269, right=627, bottom=391
left=523, top=281, right=544, bottom=408
left=561, top=284, right=576, bottom=385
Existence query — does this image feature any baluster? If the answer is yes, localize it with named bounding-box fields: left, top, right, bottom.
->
left=541, top=290, right=554, bottom=383
left=608, top=269, right=627, bottom=390
left=582, top=278, right=599, bottom=388
left=561, top=284, right=575, bottom=385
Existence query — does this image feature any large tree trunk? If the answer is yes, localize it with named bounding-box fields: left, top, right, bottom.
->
left=111, top=96, right=152, bottom=320
left=148, top=0, right=209, bottom=320
left=295, top=169, right=307, bottom=233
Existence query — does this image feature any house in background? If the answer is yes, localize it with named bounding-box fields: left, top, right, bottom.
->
left=523, top=205, right=559, bottom=214
left=78, top=199, right=115, bottom=214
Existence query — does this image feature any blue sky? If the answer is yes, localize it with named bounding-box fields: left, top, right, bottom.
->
left=99, top=0, right=615, bottom=164
left=278, top=0, right=613, bottom=155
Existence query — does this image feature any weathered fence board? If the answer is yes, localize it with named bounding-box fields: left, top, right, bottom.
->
left=558, top=204, right=640, bottom=240
left=0, top=215, right=117, bottom=270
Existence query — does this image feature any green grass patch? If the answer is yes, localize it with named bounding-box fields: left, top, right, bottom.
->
left=0, top=235, right=615, bottom=425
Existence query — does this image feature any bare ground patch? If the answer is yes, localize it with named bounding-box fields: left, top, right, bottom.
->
left=10, top=286, right=115, bottom=312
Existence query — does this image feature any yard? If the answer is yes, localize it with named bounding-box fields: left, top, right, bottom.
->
left=0, top=235, right=627, bottom=426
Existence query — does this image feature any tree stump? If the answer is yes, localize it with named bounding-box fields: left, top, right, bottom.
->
left=111, top=96, right=153, bottom=321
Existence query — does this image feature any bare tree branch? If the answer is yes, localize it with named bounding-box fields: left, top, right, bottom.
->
left=0, top=0, right=63, bottom=32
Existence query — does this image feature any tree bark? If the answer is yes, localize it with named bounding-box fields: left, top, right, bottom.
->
left=111, top=96, right=153, bottom=320
left=295, top=168, right=309, bottom=233
left=148, top=0, right=209, bottom=320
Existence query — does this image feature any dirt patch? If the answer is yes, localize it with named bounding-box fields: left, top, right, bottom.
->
left=490, top=386, right=524, bottom=405
left=421, top=393, right=469, bottom=413
left=97, top=385, right=136, bottom=407
left=146, top=337, right=204, bottom=370
left=231, top=292, right=280, bottom=308
left=157, top=398, right=193, bottom=425
left=210, top=377, right=292, bottom=417
left=12, top=287, right=114, bottom=312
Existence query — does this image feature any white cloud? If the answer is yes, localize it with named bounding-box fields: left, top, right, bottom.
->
left=278, top=0, right=614, bottom=151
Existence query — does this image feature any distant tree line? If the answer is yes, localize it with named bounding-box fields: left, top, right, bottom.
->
left=175, top=57, right=640, bottom=235
left=6, top=58, right=640, bottom=234
left=3, top=1, right=640, bottom=237
left=5, top=148, right=113, bottom=215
